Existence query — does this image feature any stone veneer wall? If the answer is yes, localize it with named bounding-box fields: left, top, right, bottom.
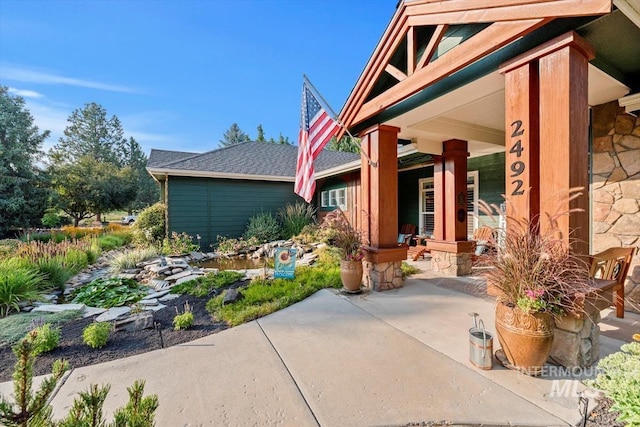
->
left=363, top=261, right=403, bottom=291
left=591, top=101, right=640, bottom=314
left=431, top=251, right=472, bottom=276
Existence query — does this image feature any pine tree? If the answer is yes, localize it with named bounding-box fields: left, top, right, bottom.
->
left=256, top=124, right=266, bottom=142
left=0, top=87, right=51, bottom=234
left=219, top=123, right=250, bottom=147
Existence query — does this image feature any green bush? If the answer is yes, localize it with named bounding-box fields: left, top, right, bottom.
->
left=401, top=262, right=421, bottom=277
left=278, top=202, right=316, bottom=239
left=97, top=234, right=126, bottom=251
left=293, top=224, right=322, bottom=245
left=0, top=262, right=44, bottom=317
left=82, top=322, right=112, bottom=349
left=27, top=323, right=61, bottom=356
left=215, top=236, right=260, bottom=254
left=244, top=211, right=281, bottom=243
left=133, top=203, right=166, bottom=245
left=171, top=270, right=244, bottom=297
left=162, top=231, right=199, bottom=255
left=41, top=210, right=71, bottom=228
left=72, top=277, right=148, bottom=308
left=173, top=302, right=194, bottom=330
left=585, top=340, right=640, bottom=425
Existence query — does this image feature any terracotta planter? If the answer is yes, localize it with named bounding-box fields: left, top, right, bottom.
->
left=340, top=260, right=363, bottom=292
left=495, top=302, right=554, bottom=375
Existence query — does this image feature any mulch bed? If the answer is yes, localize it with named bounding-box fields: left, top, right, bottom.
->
left=0, top=293, right=229, bottom=383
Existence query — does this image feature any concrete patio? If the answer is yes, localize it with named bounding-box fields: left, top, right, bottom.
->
left=1, top=260, right=637, bottom=426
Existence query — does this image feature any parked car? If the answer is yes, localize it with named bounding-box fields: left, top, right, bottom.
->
left=121, top=214, right=137, bottom=225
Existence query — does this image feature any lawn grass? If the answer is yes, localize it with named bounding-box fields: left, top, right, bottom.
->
left=206, top=264, right=341, bottom=326
left=0, top=310, right=83, bottom=347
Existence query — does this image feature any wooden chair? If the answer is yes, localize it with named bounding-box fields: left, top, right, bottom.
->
left=398, top=224, right=416, bottom=246
left=588, top=246, right=637, bottom=318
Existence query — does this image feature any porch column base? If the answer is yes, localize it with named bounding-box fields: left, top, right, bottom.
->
left=550, top=307, right=601, bottom=367
left=363, top=247, right=406, bottom=291
left=431, top=250, right=472, bottom=276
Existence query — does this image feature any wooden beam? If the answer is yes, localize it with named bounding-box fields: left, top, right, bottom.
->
left=415, top=24, right=448, bottom=71
left=405, top=0, right=609, bottom=17
left=407, top=26, right=416, bottom=76
left=353, top=19, right=549, bottom=126
left=385, top=64, right=407, bottom=82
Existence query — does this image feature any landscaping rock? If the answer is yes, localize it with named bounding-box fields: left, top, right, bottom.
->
left=82, top=306, right=107, bottom=318
left=138, top=298, right=159, bottom=306
left=190, top=251, right=204, bottom=261
left=145, top=290, right=171, bottom=299
left=118, top=273, right=137, bottom=280
left=143, top=303, right=166, bottom=312
left=150, top=279, right=171, bottom=291
left=159, top=293, right=180, bottom=302
left=113, top=312, right=154, bottom=332
left=148, top=265, right=171, bottom=274
left=32, top=303, right=86, bottom=313
left=165, top=270, right=196, bottom=282
left=223, top=288, right=243, bottom=304
left=96, top=306, right=131, bottom=322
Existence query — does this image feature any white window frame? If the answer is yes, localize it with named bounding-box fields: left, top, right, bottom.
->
left=321, top=191, right=329, bottom=207
left=418, top=171, right=478, bottom=238
left=336, top=188, right=347, bottom=210
left=329, top=189, right=337, bottom=207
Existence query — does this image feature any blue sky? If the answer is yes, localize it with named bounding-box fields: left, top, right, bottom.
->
left=0, top=0, right=395, bottom=156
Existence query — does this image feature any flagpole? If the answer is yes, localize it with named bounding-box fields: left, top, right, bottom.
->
left=303, top=74, right=378, bottom=167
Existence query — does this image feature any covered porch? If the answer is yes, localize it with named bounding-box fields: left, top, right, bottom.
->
left=337, top=0, right=640, bottom=292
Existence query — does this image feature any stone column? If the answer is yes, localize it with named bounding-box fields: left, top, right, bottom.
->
left=359, top=124, right=406, bottom=291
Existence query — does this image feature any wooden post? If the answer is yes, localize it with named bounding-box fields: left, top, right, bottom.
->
left=501, top=62, right=540, bottom=229
left=499, top=31, right=594, bottom=255
left=358, top=124, right=406, bottom=290
left=443, top=139, right=469, bottom=242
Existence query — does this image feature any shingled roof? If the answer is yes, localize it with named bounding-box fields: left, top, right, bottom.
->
left=147, top=142, right=360, bottom=180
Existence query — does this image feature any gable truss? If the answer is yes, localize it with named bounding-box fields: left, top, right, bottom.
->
left=339, top=0, right=612, bottom=135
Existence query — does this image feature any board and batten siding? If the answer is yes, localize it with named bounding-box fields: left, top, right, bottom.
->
left=166, top=176, right=301, bottom=250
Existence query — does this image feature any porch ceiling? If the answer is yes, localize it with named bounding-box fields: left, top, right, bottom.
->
left=382, top=61, right=630, bottom=159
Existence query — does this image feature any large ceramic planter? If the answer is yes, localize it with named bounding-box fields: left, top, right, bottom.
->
left=495, top=302, right=554, bottom=375
left=340, top=260, right=363, bottom=292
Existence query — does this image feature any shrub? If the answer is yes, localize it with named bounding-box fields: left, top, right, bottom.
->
left=244, top=211, right=281, bottom=243
left=293, top=224, right=322, bottom=245
left=72, top=277, right=148, bottom=308
left=110, top=247, right=158, bottom=273
left=215, top=236, right=260, bottom=255
left=82, top=322, right=112, bottom=348
left=401, top=262, right=421, bottom=278
left=0, top=239, right=20, bottom=259
left=41, top=210, right=70, bottom=228
left=27, top=323, right=61, bottom=356
left=162, top=231, right=199, bottom=255
left=63, top=248, right=89, bottom=271
left=585, top=339, right=640, bottom=425
left=97, top=234, right=126, bottom=251
left=173, top=302, right=194, bottom=330
left=133, top=203, right=166, bottom=245
left=0, top=263, right=44, bottom=317
left=278, top=202, right=316, bottom=239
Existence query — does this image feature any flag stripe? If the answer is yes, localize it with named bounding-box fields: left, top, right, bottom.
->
left=294, top=81, right=340, bottom=203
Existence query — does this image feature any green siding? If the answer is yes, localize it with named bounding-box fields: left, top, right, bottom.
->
left=167, top=177, right=301, bottom=250
left=469, top=152, right=506, bottom=226
left=398, top=167, right=433, bottom=232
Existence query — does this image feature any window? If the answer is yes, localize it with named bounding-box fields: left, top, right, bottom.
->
left=336, top=188, right=346, bottom=210
left=321, top=191, right=329, bottom=207
left=320, top=187, right=347, bottom=210
left=418, top=172, right=478, bottom=238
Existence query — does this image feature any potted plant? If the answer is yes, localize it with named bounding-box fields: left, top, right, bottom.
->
left=477, top=190, right=594, bottom=375
left=321, top=209, right=366, bottom=292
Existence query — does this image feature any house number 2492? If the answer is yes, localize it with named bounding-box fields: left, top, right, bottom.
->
left=509, top=120, right=525, bottom=196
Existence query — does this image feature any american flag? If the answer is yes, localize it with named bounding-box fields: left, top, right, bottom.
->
left=294, top=81, right=340, bottom=203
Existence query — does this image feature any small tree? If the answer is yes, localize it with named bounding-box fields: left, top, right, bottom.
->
left=326, top=135, right=360, bottom=153
left=219, top=123, right=250, bottom=147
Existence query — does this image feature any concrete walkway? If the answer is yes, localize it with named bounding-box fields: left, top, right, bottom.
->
left=2, top=271, right=634, bottom=426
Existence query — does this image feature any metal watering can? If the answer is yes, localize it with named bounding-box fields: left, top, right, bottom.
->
left=469, top=312, right=493, bottom=370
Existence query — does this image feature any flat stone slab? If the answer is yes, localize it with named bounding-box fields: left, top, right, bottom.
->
left=159, top=294, right=180, bottom=302
left=83, top=306, right=107, bottom=318
left=145, top=290, right=170, bottom=299
left=114, top=312, right=155, bottom=332
left=138, top=298, right=159, bottom=306
left=164, top=270, right=194, bottom=282
left=166, top=258, right=189, bottom=267
left=143, top=303, right=166, bottom=312
left=148, top=265, right=171, bottom=274
left=32, top=303, right=86, bottom=313
left=175, top=275, right=202, bottom=285
left=117, top=273, right=137, bottom=280
left=150, top=280, right=171, bottom=291
left=96, top=306, right=131, bottom=322
left=190, top=251, right=204, bottom=260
